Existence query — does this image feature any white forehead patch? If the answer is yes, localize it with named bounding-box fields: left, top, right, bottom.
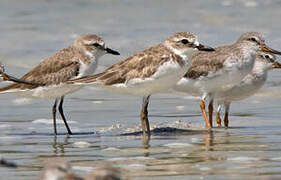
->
left=83, top=40, right=105, bottom=46
left=84, top=40, right=93, bottom=45
left=100, top=42, right=105, bottom=47
left=194, top=40, right=199, bottom=46
left=267, top=54, right=274, bottom=59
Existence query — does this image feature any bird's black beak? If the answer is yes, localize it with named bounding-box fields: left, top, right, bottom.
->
left=196, top=44, right=215, bottom=52
left=260, top=44, right=281, bottom=55
left=105, top=47, right=120, bottom=55
left=273, top=61, right=281, bottom=68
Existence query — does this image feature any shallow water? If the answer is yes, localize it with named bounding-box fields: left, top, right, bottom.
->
left=1, top=0, right=281, bottom=179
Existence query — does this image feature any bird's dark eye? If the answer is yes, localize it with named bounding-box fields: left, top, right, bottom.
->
left=249, top=37, right=257, bottom=42
left=265, top=55, right=270, bottom=59
left=92, top=43, right=100, bottom=47
left=181, top=39, right=189, bottom=44
left=264, top=55, right=274, bottom=62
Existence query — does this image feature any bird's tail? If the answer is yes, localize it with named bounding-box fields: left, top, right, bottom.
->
left=0, top=83, right=21, bottom=93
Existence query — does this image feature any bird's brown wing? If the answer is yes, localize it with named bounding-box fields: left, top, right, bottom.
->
left=185, top=45, right=238, bottom=79
left=68, top=44, right=183, bottom=85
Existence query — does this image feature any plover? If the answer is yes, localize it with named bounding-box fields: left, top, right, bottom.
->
left=66, top=32, right=214, bottom=138
left=85, top=166, right=122, bottom=180
left=215, top=52, right=281, bottom=127
left=173, top=32, right=281, bottom=128
left=39, top=157, right=82, bottom=180
left=0, top=34, right=120, bottom=135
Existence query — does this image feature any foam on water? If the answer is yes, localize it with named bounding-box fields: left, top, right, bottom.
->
left=72, top=166, right=93, bottom=172
left=163, top=143, right=193, bottom=148
left=106, top=156, right=154, bottom=162
left=72, top=141, right=91, bottom=148
left=244, top=1, right=258, bottom=7
left=271, top=157, right=281, bottom=161
left=0, top=124, right=11, bottom=129
left=227, top=156, right=260, bottom=161
left=117, top=164, right=146, bottom=170
left=176, top=106, right=185, bottom=111
left=32, top=119, right=77, bottom=124
left=102, top=147, right=121, bottom=151
left=199, top=167, right=211, bottom=171
left=12, top=98, right=32, bottom=105
left=92, top=101, right=103, bottom=104
left=182, top=96, right=200, bottom=100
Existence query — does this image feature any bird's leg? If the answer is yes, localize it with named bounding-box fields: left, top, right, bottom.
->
left=52, top=99, right=58, bottom=135
left=224, top=102, right=230, bottom=128
left=200, top=94, right=211, bottom=128
left=200, top=100, right=210, bottom=128
left=216, top=104, right=222, bottom=128
left=58, top=96, right=73, bottom=135
left=208, top=99, right=214, bottom=128
left=140, top=95, right=151, bottom=139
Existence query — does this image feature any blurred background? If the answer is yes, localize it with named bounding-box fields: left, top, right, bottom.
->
left=1, top=0, right=281, bottom=179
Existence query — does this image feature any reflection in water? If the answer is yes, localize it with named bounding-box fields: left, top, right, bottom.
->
left=142, top=136, right=150, bottom=149
left=203, top=130, right=214, bottom=151
left=52, top=136, right=69, bottom=156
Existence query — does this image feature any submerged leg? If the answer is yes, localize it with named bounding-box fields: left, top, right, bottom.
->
left=224, top=102, right=230, bottom=128
left=58, top=96, right=73, bottom=135
left=208, top=99, right=214, bottom=128
left=140, top=95, right=151, bottom=139
left=52, top=99, right=58, bottom=135
left=216, top=104, right=222, bottom=128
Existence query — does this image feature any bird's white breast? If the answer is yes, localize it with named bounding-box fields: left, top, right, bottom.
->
left=77, top=57, right=98, bottom=78
left=215, top=71, right=268, bottom=102
left=96, top=59, right=188, bottom=96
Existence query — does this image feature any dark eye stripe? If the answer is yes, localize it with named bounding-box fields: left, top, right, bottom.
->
left=92, top=43, right=100, bottom=47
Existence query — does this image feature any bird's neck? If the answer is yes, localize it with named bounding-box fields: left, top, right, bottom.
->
left=251, top=61, right=270, bottom=78
left=165, top=44, right=192, bottom=65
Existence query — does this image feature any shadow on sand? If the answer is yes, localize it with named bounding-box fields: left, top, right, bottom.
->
left=7, top=127, right=209, bottom=137
left=120, top=127, right=208, bottom=136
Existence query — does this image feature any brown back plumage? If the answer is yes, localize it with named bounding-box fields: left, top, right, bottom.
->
left=185, top=45, right=229, bottom=79
left=68, top=44, right=183, bottom=85
left=185, top=42, right=249, bottom=79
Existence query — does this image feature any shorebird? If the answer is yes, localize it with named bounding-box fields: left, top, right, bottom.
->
left=66, top=32, right=214, bottom=139
left=173, top=32, right=281, bottom=128
left=40, top=157, right=82, bottom=180
left=215, top=52, right=281, bottom=127
left=0, top=34, right=120, bottom=135
left=85, top=166, right=122, bottom=180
